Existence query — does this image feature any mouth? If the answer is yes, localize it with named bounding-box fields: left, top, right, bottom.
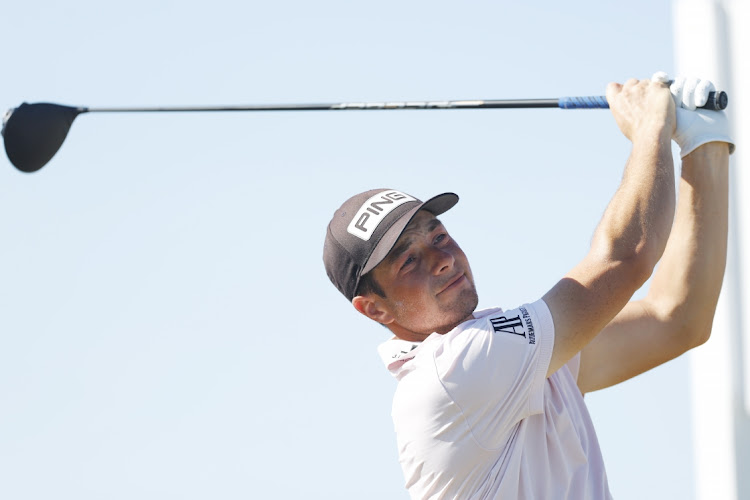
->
left=438, top=273, right=466, bottom=295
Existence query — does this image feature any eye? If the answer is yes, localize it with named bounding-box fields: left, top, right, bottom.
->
left=401, top=255, right=416, bottom=270
left=434, top=233, right=448, bottom=244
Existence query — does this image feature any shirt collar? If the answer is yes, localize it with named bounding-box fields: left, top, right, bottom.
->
left=375, top=307, right=504, bottom=376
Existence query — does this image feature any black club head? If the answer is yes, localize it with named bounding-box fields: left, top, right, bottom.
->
left=2, top=102, right=85, bottom=173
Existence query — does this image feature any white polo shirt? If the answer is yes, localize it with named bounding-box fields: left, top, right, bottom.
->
left=377, top=299, right=612, bottom=499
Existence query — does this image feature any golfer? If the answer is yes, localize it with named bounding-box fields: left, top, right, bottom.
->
left=323, top=73, right=734, bottom=499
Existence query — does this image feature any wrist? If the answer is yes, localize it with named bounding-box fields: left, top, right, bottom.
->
left=631, top=123, right=673, bottom=148
left=674, top=108, right=735, bottom=158
left=682, top=141, right=731, bottom=163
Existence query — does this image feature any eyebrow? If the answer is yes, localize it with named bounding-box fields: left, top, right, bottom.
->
left=388, top=217, right=443, bottom=262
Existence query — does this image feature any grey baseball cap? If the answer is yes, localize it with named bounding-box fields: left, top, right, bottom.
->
left=323, top=189, right=459, bottom=301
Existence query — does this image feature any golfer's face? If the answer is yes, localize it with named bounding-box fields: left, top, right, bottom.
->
left=372, top=210, right=478, bottom=336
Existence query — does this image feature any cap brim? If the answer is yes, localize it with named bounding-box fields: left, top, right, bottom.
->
left=361, top=192, right=459, bottom=276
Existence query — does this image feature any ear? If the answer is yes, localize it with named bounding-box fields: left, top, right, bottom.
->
left=352, top=295, right=394, bottom=325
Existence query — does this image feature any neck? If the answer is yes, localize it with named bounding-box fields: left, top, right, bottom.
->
left=389, top=313, right=476, bottom=342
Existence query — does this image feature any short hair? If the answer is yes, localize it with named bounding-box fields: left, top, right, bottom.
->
left=356, top=271, right=386, bottom=298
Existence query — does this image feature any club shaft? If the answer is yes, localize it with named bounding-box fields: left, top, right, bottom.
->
left=81, top=91, right=728, bottom=113
left=84, top=99, right=563, bottom=113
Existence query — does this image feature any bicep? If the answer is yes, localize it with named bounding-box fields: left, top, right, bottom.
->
left=577, top=299, right=695, bottom=394
left=543, top=254, right=649, bottom=378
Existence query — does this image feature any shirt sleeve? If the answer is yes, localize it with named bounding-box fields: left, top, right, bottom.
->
left=433, top=299, right=554, bottom=449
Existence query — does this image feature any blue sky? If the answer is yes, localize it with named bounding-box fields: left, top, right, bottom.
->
left=0, top=1, right=700, bottom=498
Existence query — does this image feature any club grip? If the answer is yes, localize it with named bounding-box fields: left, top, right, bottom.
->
left=559, top=91, right=728, bottom=111
left=703, top=90, right=728, bottom=110
left=558, top=96, right=609, bottom=109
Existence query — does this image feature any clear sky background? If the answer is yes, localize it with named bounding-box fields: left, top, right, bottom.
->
left=0, top=1, right=701, bottom=498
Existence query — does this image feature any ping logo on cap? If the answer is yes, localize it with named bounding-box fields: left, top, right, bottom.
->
left=347, top=190, right=417, bottom=241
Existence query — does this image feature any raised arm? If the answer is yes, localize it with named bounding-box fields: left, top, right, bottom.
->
left=542, top=77, right=677, bottom=377
left=577, top=139, right=730, bottom=393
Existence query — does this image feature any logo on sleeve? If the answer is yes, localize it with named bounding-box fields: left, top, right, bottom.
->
left=490, top=306, right=536, bottom=344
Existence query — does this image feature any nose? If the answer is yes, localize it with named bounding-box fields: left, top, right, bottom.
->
left=429, top=246, right=455, bottom=275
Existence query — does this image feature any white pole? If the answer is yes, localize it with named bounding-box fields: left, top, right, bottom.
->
left=674, top=0, right=750, bottom=499
left=726, top=0, right=750, bottom=496
left=725, top=0, right=750, bottom=421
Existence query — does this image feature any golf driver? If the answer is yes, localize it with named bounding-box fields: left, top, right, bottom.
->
left=2, top=90, right=728, bottom=173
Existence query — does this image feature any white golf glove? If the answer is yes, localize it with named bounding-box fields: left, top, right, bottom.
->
left=652, top=71, right=735, bottom=158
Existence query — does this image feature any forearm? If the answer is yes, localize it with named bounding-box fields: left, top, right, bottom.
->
left=592, top=127, right=676, bottom=269
left=643, top=142, right=730, bottom=345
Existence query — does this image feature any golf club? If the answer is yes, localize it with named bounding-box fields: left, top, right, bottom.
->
left=2, top=90, right=728, bottom=173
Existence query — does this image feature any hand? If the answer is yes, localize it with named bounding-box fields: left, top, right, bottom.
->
left=665, top=74, right=716, bottom=110
left=655, top=72, right=735, bottom=158
left=606, top=77, right=675, bottom=143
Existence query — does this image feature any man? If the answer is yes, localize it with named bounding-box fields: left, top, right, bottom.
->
left=322, top=73, right=734, bottom=499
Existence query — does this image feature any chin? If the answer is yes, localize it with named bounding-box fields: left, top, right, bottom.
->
left=455, top=281, right=479, bottom=311
left=434, top=288, right=479, bottom=334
